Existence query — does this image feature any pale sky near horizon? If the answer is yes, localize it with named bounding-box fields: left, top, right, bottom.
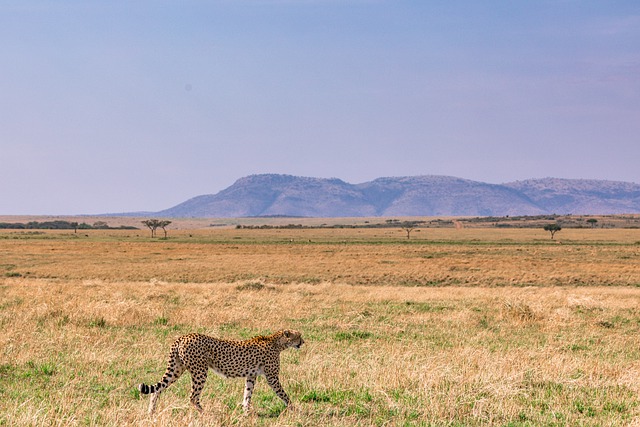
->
left=2, top=1, right=639, bottom=215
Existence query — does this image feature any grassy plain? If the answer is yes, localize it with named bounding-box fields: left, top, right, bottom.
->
left=1, top=223, right=640, bottom=426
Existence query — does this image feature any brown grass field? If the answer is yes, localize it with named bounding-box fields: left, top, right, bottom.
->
left=1, top=221, right=640, bottom=426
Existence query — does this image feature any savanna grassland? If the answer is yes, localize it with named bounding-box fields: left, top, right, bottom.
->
left=1, top=221, right=640, bottom=426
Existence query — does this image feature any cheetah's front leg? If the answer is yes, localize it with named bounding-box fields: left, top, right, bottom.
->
left=243, top=374, right=257, bottom=413
left=265, top=372, right=291, bottom=407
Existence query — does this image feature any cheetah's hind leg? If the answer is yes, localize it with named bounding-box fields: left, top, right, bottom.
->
left=148, top=391, right=159, bottom=415
left=186, top=365, right=208, bottom=413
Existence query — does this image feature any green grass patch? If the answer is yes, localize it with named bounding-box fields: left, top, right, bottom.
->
left=87, top=317, right=107, bottom=328
left=334, top=330, right=374, bottom=341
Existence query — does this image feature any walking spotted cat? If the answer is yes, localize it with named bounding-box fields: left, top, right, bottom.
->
left=138, top=329, right=304, bottom=414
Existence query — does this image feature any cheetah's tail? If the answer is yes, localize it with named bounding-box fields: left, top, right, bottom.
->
left=138, top=383, right=158, bottom=395
left=138, top=346, right=182, bottom=395
left=139, top=340, right=183, bottom=396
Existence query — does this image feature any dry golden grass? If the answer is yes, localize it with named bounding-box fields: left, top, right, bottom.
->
left=2, top=280, right=640, bottom=426
left=1, top=227, right=639, bottom=286
left=1, top=226, right=640, bottom=426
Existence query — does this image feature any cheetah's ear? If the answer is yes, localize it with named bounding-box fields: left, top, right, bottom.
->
left=283, top=330, right=292, bottom=338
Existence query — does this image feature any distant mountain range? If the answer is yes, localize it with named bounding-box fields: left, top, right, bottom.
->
left=149, top=174, right=640, bottom=218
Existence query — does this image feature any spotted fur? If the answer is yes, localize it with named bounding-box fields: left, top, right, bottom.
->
left=138, top=329, right=304, bottom=414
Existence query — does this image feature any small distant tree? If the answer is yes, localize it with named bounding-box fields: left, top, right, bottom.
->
left=400, top=221, right=423, bottom=240
left=586, top=218, right=598, bottom=228
left=142, top=219, right=161, bottom=238
left=401, top=224, right=415, bottom=240
left=544, top=223, right=562, bottom=240
left=158, top=220, right=172, bottom=238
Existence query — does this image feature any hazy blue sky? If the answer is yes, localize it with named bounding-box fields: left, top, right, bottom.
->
left=2, top=1, right=639, bottom=214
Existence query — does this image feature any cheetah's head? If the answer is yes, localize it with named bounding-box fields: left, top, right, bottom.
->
left=281, top=329, right=304, bottom=350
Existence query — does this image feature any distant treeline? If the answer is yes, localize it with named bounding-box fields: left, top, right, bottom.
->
left=234, top=215, right=640, bottom=230
left=236, top=220, right=430, bottom=230
left=0, top=220, right=138, bottom=230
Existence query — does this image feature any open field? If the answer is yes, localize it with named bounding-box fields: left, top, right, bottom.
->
left=1, top=225, right=640, bottom=426
left=1, top=227, right=639, bottom=287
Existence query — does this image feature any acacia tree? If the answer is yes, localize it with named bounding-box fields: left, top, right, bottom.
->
left=586, top=218, right=598, bottom=228
left=158, top=220, right=172, bottom=238
left=400, top=221, right=424, bottom=240
left=401, top=224, right=415, bottom=240
left=142, top=219, right=172, bottom=238
left=142, top=219, right=161, bottom=238
left=543, top=223, right=562, bottom=240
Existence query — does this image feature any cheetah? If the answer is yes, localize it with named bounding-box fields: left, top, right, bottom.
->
left=138, top=329, right=304, bottom=414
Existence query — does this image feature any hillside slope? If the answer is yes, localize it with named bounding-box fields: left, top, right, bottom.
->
left=154, top=174, right=640, bottom=217
left=504, top=178, right=640, bottom=215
